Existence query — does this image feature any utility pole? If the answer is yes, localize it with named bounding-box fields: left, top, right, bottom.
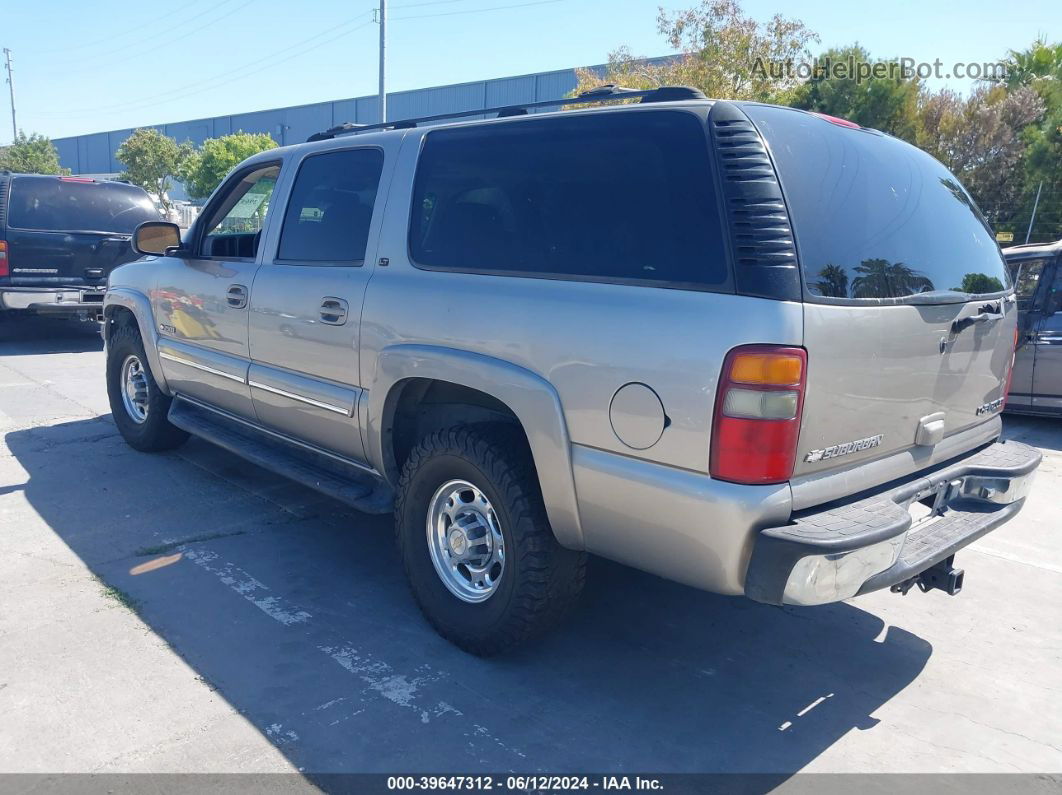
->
left=377, top=0, right=387, bottom=123
left=2, top=48, right=16, bottom=143
left=1024, top=180, right=1043, bottom=244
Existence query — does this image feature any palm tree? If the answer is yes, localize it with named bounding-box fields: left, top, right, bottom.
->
left=851, top=258, right=934, bottom=298
left=812, top=264, right=849, bottom=297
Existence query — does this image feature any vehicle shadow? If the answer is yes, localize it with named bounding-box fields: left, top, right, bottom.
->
left=6, top=417, right=933, bottom=778
left=0, top=315, right=103, bottom=355
left=1003, top=413, right=1062, bottom=452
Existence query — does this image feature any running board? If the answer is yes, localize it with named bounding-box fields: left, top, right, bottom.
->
left=168, top=396, right=394, bottom=515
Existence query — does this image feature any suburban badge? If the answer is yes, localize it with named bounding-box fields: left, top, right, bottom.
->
left=804, top=434, right=884, bottom=463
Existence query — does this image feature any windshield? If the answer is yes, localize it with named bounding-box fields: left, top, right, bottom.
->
left=745, top=105, right=1011, bottom=302
left=8, top=177, right=159, bottom=234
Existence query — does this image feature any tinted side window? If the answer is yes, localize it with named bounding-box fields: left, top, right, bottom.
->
left=1012, top=258, right=1047, bottom=311
left=1047, top=263, right=1062, bottom=314
left=409, top=111, right=728, bottom=288
left=745, top=105, right=1011, bottom=301
left=9, top=177, right=158, bottom=233
left=278, top=149, right=384, bottom=263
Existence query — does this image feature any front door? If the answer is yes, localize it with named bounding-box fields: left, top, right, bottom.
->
left=1031, top=258, right=1062, bottom=412
left=247, top=147, right=387, bottom=463
left=154, top=162, right=282, bottom=418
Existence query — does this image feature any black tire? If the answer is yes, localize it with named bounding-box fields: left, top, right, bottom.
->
left=395, top=424, right=586, bottom=656
left=106, top=322, right=189, bottom=452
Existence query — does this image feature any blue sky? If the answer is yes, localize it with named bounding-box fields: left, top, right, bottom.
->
left=3, top=0, right=1059, bottom=143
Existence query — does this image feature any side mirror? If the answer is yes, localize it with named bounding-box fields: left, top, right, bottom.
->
left=133, top=221, right=182, bottom=256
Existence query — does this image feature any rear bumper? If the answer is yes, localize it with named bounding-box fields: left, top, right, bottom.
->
left=0, top=287, right=106, bottom=314
left=744, top=440, right=1042, bottom=606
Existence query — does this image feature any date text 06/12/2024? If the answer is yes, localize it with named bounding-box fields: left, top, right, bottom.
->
left=386, top=776, right=664, bottom=791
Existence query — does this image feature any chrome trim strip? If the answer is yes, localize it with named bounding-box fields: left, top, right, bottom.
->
left=173, top=394, right=379, bottom=476
left=247, top=379, right=350, bottom=416
left=159, top=350, right=246, bottom=384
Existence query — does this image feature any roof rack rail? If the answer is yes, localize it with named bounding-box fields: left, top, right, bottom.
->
left=307, top=84, right=707, bottom=141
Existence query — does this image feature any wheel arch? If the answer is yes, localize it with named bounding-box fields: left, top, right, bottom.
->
left=368, top=344, right=584, bottom=550
left=103, top=288, right=170, bottom=394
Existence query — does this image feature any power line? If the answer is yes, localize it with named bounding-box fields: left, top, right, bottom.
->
left=391, top=0, right=563, bottom=20
left=37, top=14, right=376, bottom=117
left=39, top=18, right=378, bottom=122
left=33, top=0, right=211, bottom=56
left=56, top=0, right=260, bottom=77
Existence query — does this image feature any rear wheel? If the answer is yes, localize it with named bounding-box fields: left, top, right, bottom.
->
left=395, top=424, right=586, bottom=656
left=106, top=322, right=188, bottom=452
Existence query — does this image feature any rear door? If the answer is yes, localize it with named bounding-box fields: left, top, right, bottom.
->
left=4, top=176, right=158, bottom=287
left=247, top=145, right=389, bottom=463
left=1031, top=259, right=1062, bottom=411
left=745, top=106, right=1015, bottom=494
left=1008, top=256, right=1051, bottom=407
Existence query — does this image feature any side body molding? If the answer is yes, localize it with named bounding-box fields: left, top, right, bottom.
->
left=103, top=287, right=170, bottom=394
left=367, top=344, right=584, bottom=550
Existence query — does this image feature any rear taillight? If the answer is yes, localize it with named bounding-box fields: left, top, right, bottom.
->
left=0, top=240, right=8, bottom=277
left=1004, top=328, right=1018, bottom=406
left=710, top=345, right=807, bottom=485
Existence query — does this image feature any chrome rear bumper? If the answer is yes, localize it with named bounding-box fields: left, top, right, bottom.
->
left=744, top=440, right=1041, bottom=606
left=0, top=287, right=105, bottom=314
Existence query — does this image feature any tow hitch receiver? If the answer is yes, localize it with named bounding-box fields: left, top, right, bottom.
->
left=890, top=555, right=965, bottom=596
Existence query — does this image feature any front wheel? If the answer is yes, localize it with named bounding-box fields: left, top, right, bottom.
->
left=395, top=424, right=586, bottom=656
left=106, top=323, right=189, bottom=452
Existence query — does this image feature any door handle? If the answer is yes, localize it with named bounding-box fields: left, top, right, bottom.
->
left=319, top=296, right=349, bottom=325
left=226, top=284, right=248, bottom=309
left=952, top=302, right=1003, bottom=334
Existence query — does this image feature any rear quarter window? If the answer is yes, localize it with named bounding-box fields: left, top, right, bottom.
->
left=408, top=110, right=729, bottom=290
left=8, top=177, right=159, bottom=234
left=745, top=105, right=1010, bottom=302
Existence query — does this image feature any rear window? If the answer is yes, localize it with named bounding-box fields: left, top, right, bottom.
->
left=409, top=110, right=729, bottom=289
left=8, top=177, right=159, bottom=234
left=745, top=105, right=1010, bottom=302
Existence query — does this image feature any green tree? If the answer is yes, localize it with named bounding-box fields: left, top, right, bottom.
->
left=790, top=45, right=921, bottom=140
left=991, top=39, right=1062, bottom=242
left=917, top=84, right=1044, bottom=228
left=812, top=264, right=849, bottom=298
left=115, top=128, right=193, bottom=212
left=572, top=0, right=818, bottom=103
left=179, top=131, right=277, bottom=200
left=850, top=259, right=934, bottom=298
left=955, top=273, right=1005, bottom=294
left=0, top=131, right=69, bottom=175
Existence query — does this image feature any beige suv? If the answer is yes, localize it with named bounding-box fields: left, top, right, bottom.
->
left=104, top=86, right=1040, bottom=654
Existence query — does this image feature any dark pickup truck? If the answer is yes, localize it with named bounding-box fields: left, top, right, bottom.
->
left=0, top=173, right=159, bottom=323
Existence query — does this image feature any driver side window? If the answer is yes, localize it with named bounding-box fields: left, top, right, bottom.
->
left=199, top=163, right=281, bottom=259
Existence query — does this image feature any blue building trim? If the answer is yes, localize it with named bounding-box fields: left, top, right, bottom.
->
left=51, top=59, right=645, bottom=175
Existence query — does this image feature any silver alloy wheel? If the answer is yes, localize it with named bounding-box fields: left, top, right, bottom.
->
left=120, top=354, right=149, bottom=424
left=426, top=479, right=506, bottom=603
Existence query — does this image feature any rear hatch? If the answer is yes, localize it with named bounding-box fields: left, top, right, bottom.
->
left=1, top=176, right=159, bottom=289
left=744, top=105, right=1015, bottom=497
